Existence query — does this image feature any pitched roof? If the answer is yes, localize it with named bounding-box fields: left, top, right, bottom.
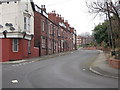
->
left=0, top=0, right=34, bottom=3
left=0, top=0, right=35, bottom=11
left=0, top=0, right=20, bottom=3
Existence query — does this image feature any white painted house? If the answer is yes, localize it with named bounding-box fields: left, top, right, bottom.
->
left=0, top=0, right=39, bottom=62
left=0, top=0, right=34, bottom=40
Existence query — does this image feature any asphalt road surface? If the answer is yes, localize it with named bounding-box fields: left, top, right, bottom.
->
left=2, top=50, right=118, bottom=88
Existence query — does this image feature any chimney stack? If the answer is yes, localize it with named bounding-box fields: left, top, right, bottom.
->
left=41, top=5, right=46, bottom=12
left=65, top=20, right=68, bottom=23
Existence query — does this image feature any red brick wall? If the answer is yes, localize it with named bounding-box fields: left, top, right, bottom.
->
left=29, top=38, right=39, bottom=58
left=109, top=59, right=120, bottom=69
left=34, top=11, right=50, bottom=56
left=2, top=39, right=13, bottom=62
left=0, top=39, right=2, bottom=62
left=34, top=11, right=42, bottom=47
left=0, top=38, right=39, bottom=62
left=9, top=39, right=23, bottom=60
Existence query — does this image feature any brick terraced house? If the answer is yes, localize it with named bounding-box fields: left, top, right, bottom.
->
left=0, top=0, right=77, bottom=62
left=34, top=5, right=77, bottom=56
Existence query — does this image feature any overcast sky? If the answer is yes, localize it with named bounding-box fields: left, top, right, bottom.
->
left=34, top=0, right=105, bottom=35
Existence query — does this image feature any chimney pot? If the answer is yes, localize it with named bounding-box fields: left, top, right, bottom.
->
left=53, top=10, right=56, bottom=13
left=57, top=14, right=59, bottom=17
left=65, top=20, right=68, bottom=22
left=41, top=5, right=46, bottom=12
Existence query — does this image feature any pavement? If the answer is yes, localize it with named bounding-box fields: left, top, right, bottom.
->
left=1, top=49, right=120, bottom=79
left=89, top=50, right=120, bottom=79
left=1, top=51, right=73, bottom=64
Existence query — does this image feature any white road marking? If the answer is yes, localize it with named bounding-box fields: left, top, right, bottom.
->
left=12, top=64, right=19, bottom=67
left=12, top=63, right=28, bottom=67
left=82, top=69, right=86, bottom=71
left=11, top=80, right=18, bottom=84
left=29, top=62, right=32, bottom=63
left=12, top=61, right=34, bottom=67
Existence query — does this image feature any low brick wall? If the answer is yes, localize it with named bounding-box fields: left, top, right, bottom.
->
left=83, top=47, right=97, bottom=50
left=108, top=58, right=120, bottom=69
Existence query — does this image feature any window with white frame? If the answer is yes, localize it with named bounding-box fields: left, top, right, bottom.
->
left=48, top=24, right=51, bottom=35
left=54, top=27, right=55, bottom=32
left=48, top=40, right=51, bottom=49
left=12, top=39, right=19, bottom=52
left=58, top=31, right=60, bottom=37
left=28, top=17, right=30, bottom=30
left=41, top=36, right=46, bottom=48
left=25, top=3, right=28, bottom=11
left=42, top=21, right=45, bottom=31
left=24, top=16, right=30, bottom=32
left=50, top=25, right=53, bottom=35
left=24, top=17, right=27, bottom=30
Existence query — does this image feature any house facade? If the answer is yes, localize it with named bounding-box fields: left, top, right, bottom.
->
left=0, top=0, right=39, bottom=62
left=0, top=0, right=77, bottom=62
left=34, top=5, right=77, bottom=57
left=77, top=35, right=84, bottom=47
left=48, top=11, right=77, bottom=52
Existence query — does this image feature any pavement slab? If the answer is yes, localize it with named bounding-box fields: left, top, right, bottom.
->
left=89, top=50, right=120, bottom=79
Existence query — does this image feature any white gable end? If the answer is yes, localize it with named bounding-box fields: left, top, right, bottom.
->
left=0, top=0, right=34, bottom=40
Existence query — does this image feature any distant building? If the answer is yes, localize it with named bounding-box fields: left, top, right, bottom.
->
left=77, top=36, right=82, bottom=47
left=77, top=35, right=94, bottom=47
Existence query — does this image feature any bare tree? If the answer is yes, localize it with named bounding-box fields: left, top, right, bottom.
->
left=86, top=0, right=120, bottom=59
left=86, top=0, right=120, bottom=16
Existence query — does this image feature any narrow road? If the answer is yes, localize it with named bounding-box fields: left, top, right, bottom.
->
left=2, top=50, right=118, bottom=88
